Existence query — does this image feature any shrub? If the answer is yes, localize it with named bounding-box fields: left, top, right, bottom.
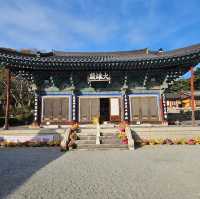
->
left=180, top=138, right=187, bottom=145
left=195, top=137, right=200, bottom=144
left=187, top=139, right=196, bottom=145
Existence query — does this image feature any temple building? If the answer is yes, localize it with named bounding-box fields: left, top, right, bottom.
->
left=166, top=92, right=200, bottom=111
left=0, top=44, right=200, bottom=127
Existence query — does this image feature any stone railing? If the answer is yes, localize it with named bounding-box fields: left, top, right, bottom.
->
left=96, top=123, right=101, bottom=145
left=60, top=128, right=70, bottom=150
left=125, top=126, right=134, bottom=150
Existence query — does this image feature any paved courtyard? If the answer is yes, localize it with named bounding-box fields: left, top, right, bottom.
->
left=1, top=146, right=200, bottom=199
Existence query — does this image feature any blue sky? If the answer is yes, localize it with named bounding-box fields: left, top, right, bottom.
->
left=0, top=0, right=199, bottom=52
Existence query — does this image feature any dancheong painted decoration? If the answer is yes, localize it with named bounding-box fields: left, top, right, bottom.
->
left=0, top=44, right=200, bottom=127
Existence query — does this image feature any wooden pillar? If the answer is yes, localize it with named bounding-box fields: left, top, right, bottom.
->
left=72, top=94, right=77, bottom=122
left=123, top=93, right=129, bottom=122
left=160, top=95, right=164, bottom=123
left=31, top=83, right=42, bottom=128
left=32, top=91, right=39, bottom=127
left=160, top=94, right=168, bottom=124
left=122, top=73, right=129, bottom=122
left=4, top=68, right=11, bottom=130
left=190, top=66, right=195, bottom=126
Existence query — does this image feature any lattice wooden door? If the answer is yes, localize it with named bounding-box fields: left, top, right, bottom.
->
left=79, top=98, right=100, bottom=122
left=148, top=96, right=159, bottom=121
left=43, top=97, right=69, bottom=122
left=130, top=96, right=159, bottom=123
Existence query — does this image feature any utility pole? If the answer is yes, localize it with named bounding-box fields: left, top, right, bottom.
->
left=190, top=66, right=195, bottom=126
left=4, top=68, right=11, bottom=130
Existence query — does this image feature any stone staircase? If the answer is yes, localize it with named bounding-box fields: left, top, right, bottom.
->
left=76, top=128, right=97, bottom=150
left=75, top=125, right=128, bottom=150
left=99, top=127, right=128, bottom=149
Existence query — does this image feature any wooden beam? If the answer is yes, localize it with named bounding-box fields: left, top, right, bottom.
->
left=160, top=95, right=165, bottom=124
left=190, top=66, right=195, bottom=126
left=4, top=68, right=11, bottom=130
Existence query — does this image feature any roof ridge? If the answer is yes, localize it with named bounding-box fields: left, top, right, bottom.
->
left=166, top=43, right=200, bottom=54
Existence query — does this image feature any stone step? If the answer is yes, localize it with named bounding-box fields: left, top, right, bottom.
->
left=76, top=140, right=96, bottom=145
left=100, top=139, right=121, bottom=144
left=77, top=144, right=128, bottom=150
left=78, top=135, right=96, bottom=140
left=79, top=125, right=96, bottom=129
left=100, top=127, right=119, bottom=131
left=78, top=133, right=97, bottom=137
left=100, top=133, right=119, bottom=137
left=79, top=129, right=97, bottom=136
left=99, top=124, right=116, bottom=129
left=80, top=128, right=97, bottom=132
left=100, top=135, right=118, bottom=139
left=78, top=131, right=97, bottom=135
left=99, top=135, right=120, bottom=141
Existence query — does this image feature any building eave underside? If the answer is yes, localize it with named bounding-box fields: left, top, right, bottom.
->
left=0, top=43, right=200, bottom=71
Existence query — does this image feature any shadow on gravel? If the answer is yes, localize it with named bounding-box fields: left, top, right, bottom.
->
left=0, top=146, right=64, bottom=199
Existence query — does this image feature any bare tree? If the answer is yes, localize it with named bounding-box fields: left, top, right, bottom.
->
left=0, top=68, right=34, bottom=115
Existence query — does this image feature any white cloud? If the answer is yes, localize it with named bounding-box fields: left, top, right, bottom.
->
left=0, top=0, right=199, bottom=51
left=125, top=0, right=200, bottom=49
left=0, top=0, right=119, bottom=50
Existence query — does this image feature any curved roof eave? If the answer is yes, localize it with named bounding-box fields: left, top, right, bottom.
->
left=0, top=43, right=200, bottom=71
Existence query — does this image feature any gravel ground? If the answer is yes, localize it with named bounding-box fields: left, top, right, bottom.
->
left=1, top=146, right=200, bottom=199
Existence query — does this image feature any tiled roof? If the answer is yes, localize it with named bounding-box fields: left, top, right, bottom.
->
left=0, top=44, right=200, bottom=71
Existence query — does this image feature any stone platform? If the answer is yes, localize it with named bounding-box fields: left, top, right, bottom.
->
left=0, top=128, right=64, bottom=143
left=1, top=125, right=200, bottom=148
left=131, top=126, right=200, bottom=141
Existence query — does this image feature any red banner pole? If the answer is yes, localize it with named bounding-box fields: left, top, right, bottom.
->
left=4, top=68, right=11, bottom=130
left=190, top=66, right=195, bottom=126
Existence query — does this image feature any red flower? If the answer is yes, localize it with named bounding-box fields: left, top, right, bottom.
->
left=187, top=139, right=196, bottom=145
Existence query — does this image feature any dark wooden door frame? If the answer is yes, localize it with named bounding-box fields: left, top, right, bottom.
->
left=41, top=96, right=70, bottom=124
left=129, top=95, right=160, bottom=123
left=78, top=95, right=122, bottom=123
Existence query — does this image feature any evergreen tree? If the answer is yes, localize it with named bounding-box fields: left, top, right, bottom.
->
left=194, top=68, right=200, bottom=90
left=167, top=79, right=190, bottom=93
left=166, top=67, right=200, bottom=93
